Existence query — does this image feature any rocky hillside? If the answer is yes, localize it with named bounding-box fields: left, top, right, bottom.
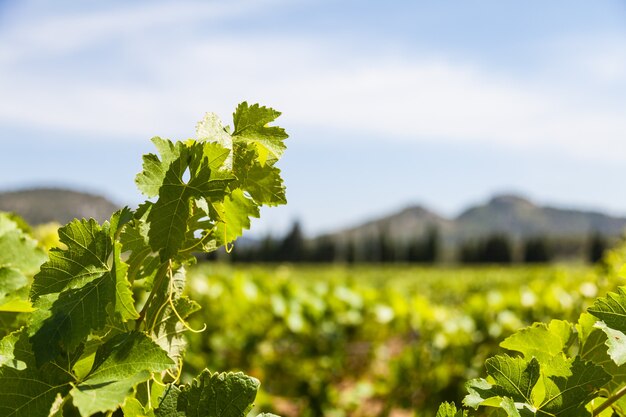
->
left=0, top=188, right=120, bottom=225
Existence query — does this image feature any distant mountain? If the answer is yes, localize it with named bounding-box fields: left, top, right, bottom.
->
left=0, top=188, right=120, bottom=225
left=455, top=194, right=626, bottom=240
left=333, top=205, right=452, bottom=243
left=327, top=193, right=626, bottom=244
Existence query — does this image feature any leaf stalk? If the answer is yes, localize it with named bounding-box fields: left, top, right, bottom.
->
left=135, top=261, right=170, bottom=330
left=592, top=385, right=626, bottom=416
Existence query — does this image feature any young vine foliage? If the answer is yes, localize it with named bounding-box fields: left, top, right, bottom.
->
left=436, top=289, right=626, bottom=416
left=0, top=102, right=287, bottom=417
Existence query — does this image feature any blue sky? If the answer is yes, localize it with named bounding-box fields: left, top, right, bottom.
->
left=1, top=1, right=626, bottom=236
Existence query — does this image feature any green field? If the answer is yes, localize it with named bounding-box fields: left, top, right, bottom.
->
left=184, top=262, right=623, bottom=417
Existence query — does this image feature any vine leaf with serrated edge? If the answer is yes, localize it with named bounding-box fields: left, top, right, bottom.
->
left=30, top=218, right=112, bottom=299
left=196, top=113, right=234, bottom=170
left=155, top=370, right=260, bottom=417
left=436, top=402, right=468, bottom=417
left=71, top=331, right=174, bottom=416
left=500, top=320, right=574, bottom=377
left=578, top=312, right=626, bottom=415
left=142, top=141, right=234, bottom=259
left=213, top=189, right=260, bottom=247
left=0, top=329, right=73, bottom=417
left=232, top=102, right=288, bottom=166
left=464, top=355, right=539, bottom=410
left=589, top=287, right=626, bottom=366
left=120, top=216, right=160, bottom=284
left=29, top=211, right=138, bottom=365
left=465, top=354, right=610, bottom=417
left=0, top=328, right=173, bottom=417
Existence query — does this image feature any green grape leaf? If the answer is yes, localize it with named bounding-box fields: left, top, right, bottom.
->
left=146, top=141, right=234, bottom=259
left=83, top=331, right=173, bottom=384
left=178, top=206, right=218, bottom=255
left=71, top=337, right=104, bottom=381
left=436, top=402, right=468, bottom=417
left=71, top=331, right=173, bottom=416
left=500, top=320, right=573, bottom=376
left=109, top=207, right=135, bottom=240
left=589, top=287, right=626, bottom=366
left=112, top=241, right=139, bottom=321
left=196, top=113, right=233, bottom=170
left=30, top=218, right=112, bottom=298
left=0, top=329, right=33, bottom=370
left=232, top=102, right=288, bottom=165
left=120, top=216, right=159, bottom=284
left=29, top=218, right=137, bottom=364
left=487, top=355, right=539, bottom=405
left=578, top=312, right=603, bottom=351
left=243, top=162, right=286, bottom=206
left=0, top=330, right=73, bottom=417
left=464, top=355, right=539, bottom=412
left=465, top=355, right=609, bottom=417
left=154, top=384, right=184, bottom=417
left=30, top=273, right=111, bottom=363
left=471, top=355, right=539, bottom=406
left=593, top=321, right=626, bottom=366
left=589, top=287, right=626, bottom=333
left=203, top=141, right=232, bottom=171
left=230, top=145, right=286, bottom=206
left=73, top=373, right=149, bottom=416
left=213, top=189, right=260, bottom=246
left=464, top=378, right=497, bottom=409
left=136, top=137, right=183, bottom=198
left=155, top=370, right=259, bottom=417
left=173, top=144, right=241, bottom=255
left=499, top=397, right=523, bottom=417
left=540, top=357, right=611, bottom=416
left=123, top=397, right=154, bottom=417
left=579, top=313, right=626, bottom=381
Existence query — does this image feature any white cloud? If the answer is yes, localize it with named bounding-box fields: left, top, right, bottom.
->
left=274, top=60, right=626, bottom=159
left=1, top=3, right=625, bottom=163
left=0, top=0, right=281, bottom=63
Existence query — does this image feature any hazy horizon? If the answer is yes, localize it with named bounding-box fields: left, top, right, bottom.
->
left=3, top=185, right=626, bottom=239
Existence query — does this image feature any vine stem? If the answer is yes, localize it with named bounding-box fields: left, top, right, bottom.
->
left=592, top=385, right=626, bottom=416
left=135, top=260, right=170, bottom=330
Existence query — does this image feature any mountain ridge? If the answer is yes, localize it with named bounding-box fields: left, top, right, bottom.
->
left=327, top=193, right=626, bottom=244
left=0, top=187, right=120, bottom=225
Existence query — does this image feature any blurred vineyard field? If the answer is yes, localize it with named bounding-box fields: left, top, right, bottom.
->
left=183, top=260, right=626, bottom=417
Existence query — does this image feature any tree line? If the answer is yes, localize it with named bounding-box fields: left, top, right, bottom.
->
left=206, top=221, right=611, bottom=264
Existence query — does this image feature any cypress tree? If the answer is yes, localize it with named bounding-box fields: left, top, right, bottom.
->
left=589, top=232, right=607, bottom=264
left=523, top=236, right=551, bottom=263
